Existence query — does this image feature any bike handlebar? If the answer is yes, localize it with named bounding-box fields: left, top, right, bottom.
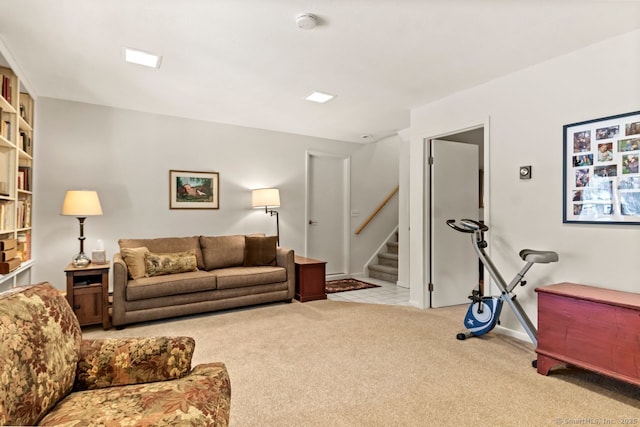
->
left=446, top=219, right=489, bottom=233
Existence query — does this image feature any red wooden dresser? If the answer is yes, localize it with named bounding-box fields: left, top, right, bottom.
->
left=535, top=282, right=640, bottom=386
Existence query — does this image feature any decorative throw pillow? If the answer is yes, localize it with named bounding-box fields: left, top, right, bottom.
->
left=144, top=249, right=198, bottom=277
left=244, top=235, right=277, bottom=267
left=120, top=247, right=150, bottom=280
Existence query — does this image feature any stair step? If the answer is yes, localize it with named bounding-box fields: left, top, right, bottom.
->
left=386, top=241, right=398, bottom=254
left=377, top=252, right=398, bottom=268
left=368, top=264, right=398, bottom=283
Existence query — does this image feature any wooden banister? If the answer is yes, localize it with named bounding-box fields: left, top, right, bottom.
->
left=355, top=185, right=399, bottom=235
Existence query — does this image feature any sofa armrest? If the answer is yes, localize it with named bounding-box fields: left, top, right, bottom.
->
left=74, top=336, right=195, bottom=391
left=276, top=246, right=295, bottom=300
left=112, top=253, right=128, bottom=326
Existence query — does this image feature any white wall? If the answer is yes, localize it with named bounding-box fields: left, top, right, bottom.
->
left=410, top=29, right=640, bottom=337
left=397, top=128, right=410, bottom=289
left=33, top=99, right=399, bottom=290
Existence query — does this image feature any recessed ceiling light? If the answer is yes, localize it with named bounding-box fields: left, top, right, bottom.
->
left=124, top=48, right=162, bottom=68
left=305, top=91, right=335, bottom=103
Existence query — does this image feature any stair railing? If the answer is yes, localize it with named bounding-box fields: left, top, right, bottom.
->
left=354, top=185, right=399, bottom=235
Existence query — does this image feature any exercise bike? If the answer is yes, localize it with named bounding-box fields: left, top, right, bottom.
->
left=445, top=219, right=558, bottom=353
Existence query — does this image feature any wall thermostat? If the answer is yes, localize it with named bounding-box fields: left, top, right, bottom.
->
left=519, top=166, right=532, bottom=179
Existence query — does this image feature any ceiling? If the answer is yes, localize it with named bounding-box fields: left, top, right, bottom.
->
left=1, top=1, right=639, bottom=144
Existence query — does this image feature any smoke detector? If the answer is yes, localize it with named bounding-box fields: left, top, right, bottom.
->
left=296, top=13, right=317, bottom=30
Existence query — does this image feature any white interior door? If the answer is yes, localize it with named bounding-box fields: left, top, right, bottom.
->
left=307, top=152, right=349, bottom=276
left=430, top=139, right=479, bottom=308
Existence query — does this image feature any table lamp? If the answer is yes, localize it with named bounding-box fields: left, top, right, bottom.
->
left=61, top=190, right=103, bottom=267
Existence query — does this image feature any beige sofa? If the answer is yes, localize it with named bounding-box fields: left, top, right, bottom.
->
left=0, top=282, right=231, bottom=426
left=112, top=234, right=294, bottom=328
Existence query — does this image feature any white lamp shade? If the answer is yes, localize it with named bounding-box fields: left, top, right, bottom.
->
left=252, top=188, right=280, bottom=209
left=61, top=190, right=103, bottom=216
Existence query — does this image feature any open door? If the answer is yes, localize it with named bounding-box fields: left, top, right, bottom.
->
left=429, top=139, right=479, bottom=308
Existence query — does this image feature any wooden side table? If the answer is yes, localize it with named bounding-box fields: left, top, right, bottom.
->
left=295, top=256, right=327, bottom=302
left=65, top=262, right=110, bottom=330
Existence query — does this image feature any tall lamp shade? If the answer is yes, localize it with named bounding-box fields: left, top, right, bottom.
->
left=252, top=188, right=280, bottom=245
left=62, top=190, right=103, bottom=267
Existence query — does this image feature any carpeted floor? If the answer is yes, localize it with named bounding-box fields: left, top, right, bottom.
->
left=84, top=300, right=640, bottom=426
left=325, top=278, right=381, bottom=294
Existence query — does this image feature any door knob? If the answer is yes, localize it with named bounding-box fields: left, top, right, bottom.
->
left=308, top=220, right=318, bottom=225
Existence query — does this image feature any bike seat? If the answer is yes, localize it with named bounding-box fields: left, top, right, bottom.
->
left=519, top=249, right=559, bottom=264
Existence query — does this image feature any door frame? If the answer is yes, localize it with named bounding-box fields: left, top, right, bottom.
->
left=423, top=120, right=490, bottom=308
left=305, top=150, right=351, bottom=279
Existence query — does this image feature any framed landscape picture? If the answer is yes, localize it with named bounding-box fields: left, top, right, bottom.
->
left=169, top=170, right=219, bottom=209
left=563, top=110, right=640, bottom=224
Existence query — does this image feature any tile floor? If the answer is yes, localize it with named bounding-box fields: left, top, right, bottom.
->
left=327, top=277, right=411, bottom=306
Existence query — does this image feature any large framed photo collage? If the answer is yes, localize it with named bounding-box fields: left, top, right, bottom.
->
left=563, top=110, right=640, bottom=224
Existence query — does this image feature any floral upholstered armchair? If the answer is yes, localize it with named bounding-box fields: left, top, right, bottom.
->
left=0, top=282, right=231, bottom=426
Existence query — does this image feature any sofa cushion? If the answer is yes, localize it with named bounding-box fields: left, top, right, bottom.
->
left=0, top=283, right=82, bottom=426
left=215, top=266, right=287, bottom=290
left=120, top=246, right=150, bottom=279
left=244, top=235, right=277, bottom=266
left=144, top=249, right=198, bottom=277
left=200, top=235, right=245, bottom=270
left=119, top=236, right=204, bottom=270
left=39, top=363, right=231, bottom=426
left=126, top=270, right=217, bottom=301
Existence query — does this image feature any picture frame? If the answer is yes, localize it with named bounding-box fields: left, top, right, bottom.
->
left=563, top=110, right=640, bottom=224
left=169, top=170, right=219, bottom=209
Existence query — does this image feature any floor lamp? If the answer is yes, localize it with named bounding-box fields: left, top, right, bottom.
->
left=62, top=190, right=103, bottom=267
left=251, top=188, right=280, bottom=245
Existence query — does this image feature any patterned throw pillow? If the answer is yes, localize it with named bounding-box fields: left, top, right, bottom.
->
left=144, top=249, right=198, bottom=277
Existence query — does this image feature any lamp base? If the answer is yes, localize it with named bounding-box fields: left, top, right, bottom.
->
left=72, top=252, right=91, bottom=268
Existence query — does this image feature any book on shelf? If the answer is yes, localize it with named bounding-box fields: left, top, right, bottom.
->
left=1, top=74, right=11, bottom=104
left=16, top=199, right=31, bottom=228
left=0, top=238, right=16, bottom=250
left=20, top=131, right=32, bottom=154
left=1, top=119, right=11, bottom=142
left=0, top=203, right=10, bottom=231
left=17, top=232, right=30, bottom=261
left=0, top=256, right=21, bottom=274
left=1, top=247, right=16, bottom=262
left=18, top=166, right=31, bottom=191
left=23, top=199, right=31, bottom=228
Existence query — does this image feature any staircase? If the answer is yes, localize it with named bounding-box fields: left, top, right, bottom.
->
left=368, top=232, right=398, bottom=283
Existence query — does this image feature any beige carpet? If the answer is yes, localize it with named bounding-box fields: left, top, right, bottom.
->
left=84, top=300, right=640, bottom=426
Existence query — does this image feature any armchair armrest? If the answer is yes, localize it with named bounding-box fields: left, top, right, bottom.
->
left=74, top=336, right=195, bottom=391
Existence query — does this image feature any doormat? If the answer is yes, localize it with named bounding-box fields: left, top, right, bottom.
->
left=325, top=279, right=381, bottom=294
